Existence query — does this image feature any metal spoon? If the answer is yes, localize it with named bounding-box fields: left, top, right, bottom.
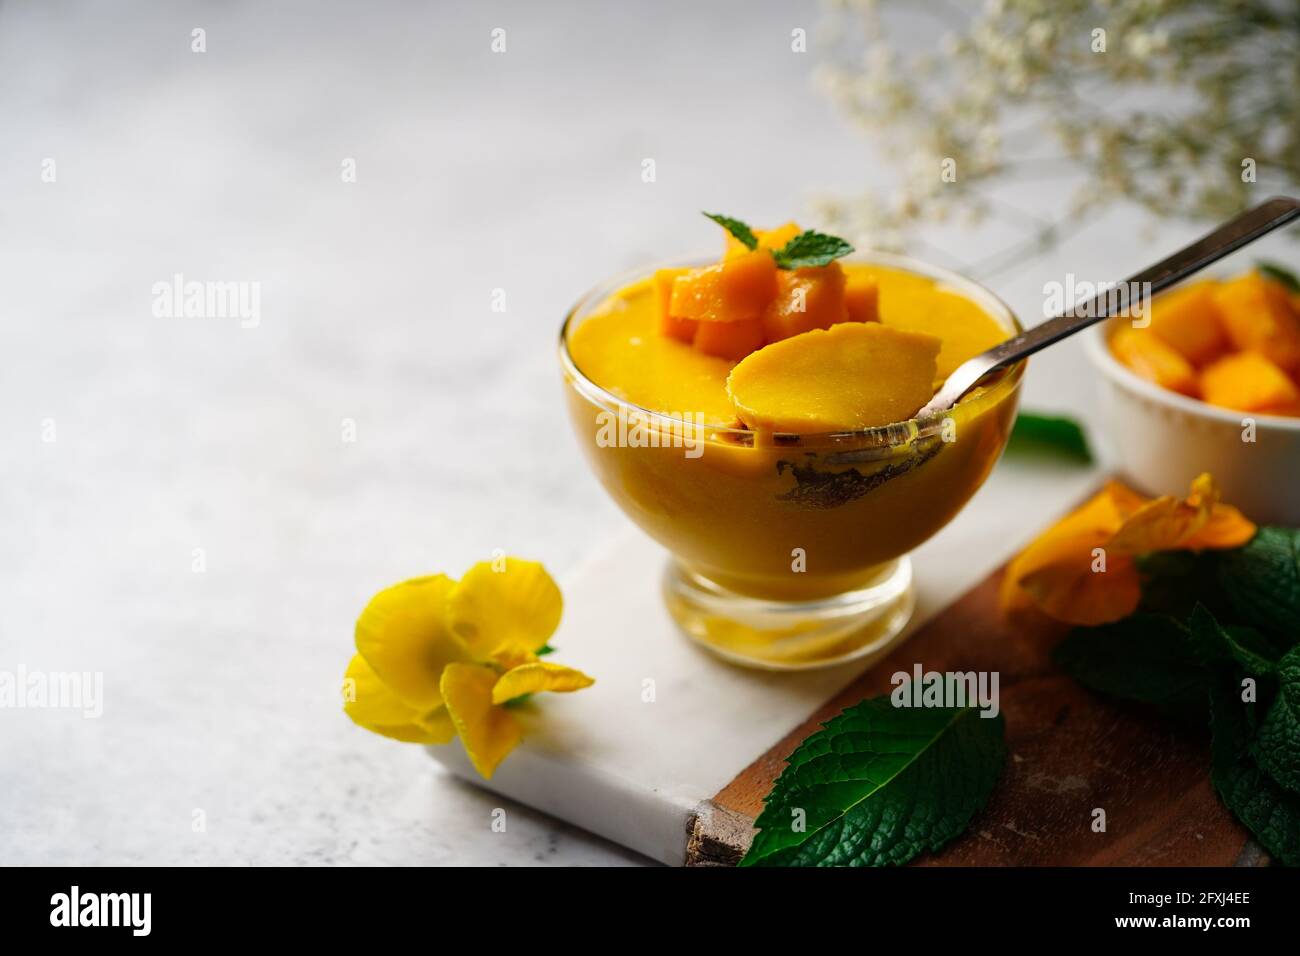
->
left=917, top=195, right=1300, bottom=419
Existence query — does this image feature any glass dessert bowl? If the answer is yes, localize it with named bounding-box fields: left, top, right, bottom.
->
left=560, top=249, right=1024, bottom=670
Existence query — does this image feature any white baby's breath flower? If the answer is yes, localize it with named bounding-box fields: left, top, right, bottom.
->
left=812, top=0, right=1296, bottom=250
left=1126, top=30, right=1156, bottom=57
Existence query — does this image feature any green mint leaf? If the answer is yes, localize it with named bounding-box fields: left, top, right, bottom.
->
left=536, top=644, right=556, bottom=657
left=1004, top=412, right=1093, bottom=464
left=739, top=695, right=1004, bottom=867
left=1052, top=614, right=1211, bottom=718
left=1258, top=261, right=1300, bottom=293
left=771, top=230, right=855, bottom=270
left=1136, top=551, right=1230, bottom=619
left=1187, top=604, right=1280, bottom=677
left=1252, top=644, right=1300, bottom=793
left=1210, top=677, right=1300, bottom=865
left=1217, top=527, right=1300, bottom=648
left=702, top=212, right=757, bottom=250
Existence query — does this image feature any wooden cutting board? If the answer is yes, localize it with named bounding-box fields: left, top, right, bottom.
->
left=687, top=559, right=1263, bottom=867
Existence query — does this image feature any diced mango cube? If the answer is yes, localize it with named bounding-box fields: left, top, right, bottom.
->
left=726, top=323, right=941, bottom=434
left=669, top=250, right=778, bottom=322
left=1111, top=326, right=1199, bottom=396
left=654, top=268, right=697, bottom=343
left=1147, top=281, right=1227, bottom=365
left=843, top=275, right=880, bottom=324
left=760, top=262, right=848, bottom=343
left=693, top=316, right=766, bottom=360
left=1212, top=272, right=1300, bottom=371
left=1200, top=351, right=1300, bottom=413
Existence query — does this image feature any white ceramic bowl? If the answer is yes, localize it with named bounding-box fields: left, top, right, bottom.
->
left=1085, top=320, right=1300, bottom=525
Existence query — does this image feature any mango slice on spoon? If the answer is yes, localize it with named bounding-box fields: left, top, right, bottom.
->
left=726, top=322, right=941, bottom=434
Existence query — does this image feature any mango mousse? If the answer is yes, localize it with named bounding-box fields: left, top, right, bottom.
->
left=562, top=214, right=1022, bottom=610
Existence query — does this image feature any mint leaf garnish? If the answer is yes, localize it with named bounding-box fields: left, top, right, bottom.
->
left=1136, top=551, right=1227, bottom=619
left=1210, top=677, right=1300, bottom=865
left=739, top=695, right=1004, bottom=867
left=1217, top=527, right=1300, bottom=647
left=1052, top=614, right=1211, bottom=717
left=1005, top=412, right=1093, bottom=464
left=771, top=229, right=855, bottom=270
left=1253, top=644, right=1300, bottom=792
left=702, top=212, right=757, bottom=250
left=1258, top=261, right=1300, bottom=293
left=1187, top=604, right=1279, bottom=678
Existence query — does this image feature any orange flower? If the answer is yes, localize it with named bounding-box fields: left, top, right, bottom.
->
left=1000, top=474, right=1255, bottom=626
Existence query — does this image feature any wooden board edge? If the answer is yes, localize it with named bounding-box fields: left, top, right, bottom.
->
left=685, top=800, right=756, bottom=867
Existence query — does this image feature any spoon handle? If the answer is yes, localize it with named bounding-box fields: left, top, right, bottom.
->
left=919, top=195, right=1300, bottom=418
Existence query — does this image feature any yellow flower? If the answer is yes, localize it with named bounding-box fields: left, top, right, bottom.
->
left=1000, top=474, right=1256, bottom=626
left=342, top=558, right=593, bottom=778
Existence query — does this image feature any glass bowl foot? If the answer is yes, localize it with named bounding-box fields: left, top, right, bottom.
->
left=661, top=557, right=915, bottom=671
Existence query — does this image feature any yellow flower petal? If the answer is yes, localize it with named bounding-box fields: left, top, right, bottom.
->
left=1106, top=494, right=1209, bottom=555
left=1019, top=555, right=1143, bottom=626
left=416, top=706, right=458, bottom=745
left=1178, top=473, right=1256, bottom=550
left=1105, top=496, right=1197, bottom=555
left=491, top=661, right=595, bottom=704
left=492, top=648, right=541, bottom=672
left=997, top=564, right=1037, bottom=618
left=1001, top=473, right=1253, bottom=627
left=446, top=558, right=562, bottom=660
left=355, top=574, right=471, bottom=711
left=364, top=718, right=454, bottom=745
left=1106, top=474, right=1240, bottom=555
left=342, top=654, right=456, bottom=744
left=1101, top=478, right=1148, bottom=520
left=440, top=662, right=521, bottom=779
left=1182, top=504, right=1256, bottom=549
left=344, top=653, right=416, bottom=725
left=1002, top=489, right=1121, bottom=594
left=1000, top=485, right=1133, bottom=625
